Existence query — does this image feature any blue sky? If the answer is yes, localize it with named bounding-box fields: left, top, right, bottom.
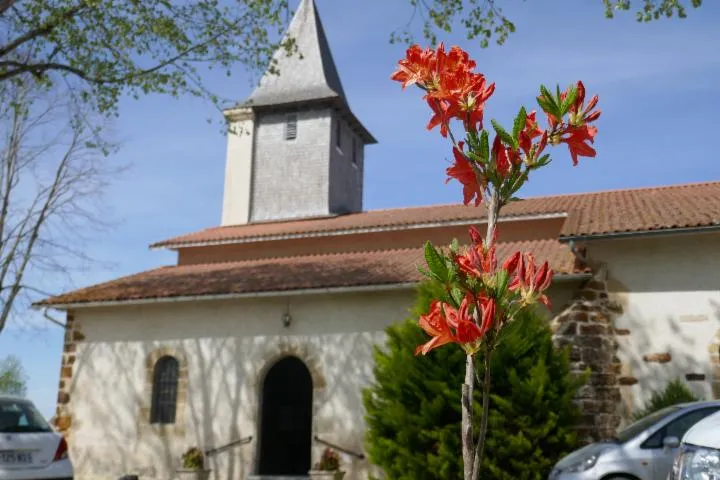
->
left=1, top=0, right=718, bottom=418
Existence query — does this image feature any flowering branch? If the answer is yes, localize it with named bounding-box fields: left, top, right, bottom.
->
left=391, top=43, right=600, bottom=480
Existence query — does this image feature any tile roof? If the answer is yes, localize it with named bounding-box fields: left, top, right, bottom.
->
left=38, top=240, right=577, bottom=306
left=152, top=182, right=720, bottom=248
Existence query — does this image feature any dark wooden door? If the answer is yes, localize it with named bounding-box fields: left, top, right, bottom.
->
left=258, top=356, right=313, bottom=475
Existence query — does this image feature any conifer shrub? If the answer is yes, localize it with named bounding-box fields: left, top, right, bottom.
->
left=363, top=281, right=586, bottom=480
left=633, top=378, right=701, bottom=421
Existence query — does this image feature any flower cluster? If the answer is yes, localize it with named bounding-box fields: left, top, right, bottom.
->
left=391, top=43, right=495, bottom=136
left=415, top=227, right=552, bottom=356
left=392, top=45, right=601, bottom=207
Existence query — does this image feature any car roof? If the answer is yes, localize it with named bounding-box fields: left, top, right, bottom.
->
left=675, top=400, right=720, bottom=409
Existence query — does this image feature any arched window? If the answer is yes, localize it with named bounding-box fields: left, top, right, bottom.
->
left=150, top=356, right=179, bottom=424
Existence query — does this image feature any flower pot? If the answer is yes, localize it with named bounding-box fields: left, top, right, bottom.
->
left=308, top=470, right=345, bottom=480
left=176, top=468, right=211, bottom=480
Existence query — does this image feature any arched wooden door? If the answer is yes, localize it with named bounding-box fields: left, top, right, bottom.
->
left=258, top=356, right=313, bottom=475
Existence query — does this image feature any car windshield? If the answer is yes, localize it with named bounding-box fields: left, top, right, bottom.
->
left=0, top=398, right=52, bottom=433
left=614, top=405, right=682, bottom=443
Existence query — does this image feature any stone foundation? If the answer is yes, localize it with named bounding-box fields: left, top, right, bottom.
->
left=551, top=276, right=624, bottom=444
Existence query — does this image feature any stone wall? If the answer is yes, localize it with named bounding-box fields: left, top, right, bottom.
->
left=551, top=276, right=624, bottom=444
left=54, top=311, right=84, bottom=440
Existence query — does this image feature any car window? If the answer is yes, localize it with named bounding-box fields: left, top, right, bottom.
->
left=0, top=399, right=51, bottom=433
left=615, top=406, right=681, bottom=443
left=642, top=407, right=720, bottom=449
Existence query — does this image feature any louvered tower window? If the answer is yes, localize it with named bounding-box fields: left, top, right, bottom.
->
left=150, top=355, right=179, bottom=424
left=286, top=114, right=297, bottom=140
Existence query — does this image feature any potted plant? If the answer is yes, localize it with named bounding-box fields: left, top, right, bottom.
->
left=309, top=448, right=345, bottom=480
left=176, top=447, right=211, bottom=480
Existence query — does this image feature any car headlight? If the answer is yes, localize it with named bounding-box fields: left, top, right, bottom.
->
left=670, top=444, right=720, bottom=480
left=564, top=452, right=603, bottom=473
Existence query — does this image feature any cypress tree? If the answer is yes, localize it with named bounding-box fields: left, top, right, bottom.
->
left=363, top=282, right=586, bottom=480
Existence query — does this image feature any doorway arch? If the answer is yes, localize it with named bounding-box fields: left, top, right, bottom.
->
left=258, top=356, right=313, bottom=475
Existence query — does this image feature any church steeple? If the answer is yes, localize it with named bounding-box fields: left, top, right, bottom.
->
left=221, top=0, right=375, bottom=226
left=246, top=0, right=346, bottom=107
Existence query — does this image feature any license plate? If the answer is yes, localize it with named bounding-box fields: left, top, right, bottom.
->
left=0, top=451, right=33, bottom=465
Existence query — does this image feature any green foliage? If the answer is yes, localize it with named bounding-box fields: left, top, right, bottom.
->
left=364, top=281, right=586, bottom=480
left=633, top=378, right=701, bottom=421
left=0, top=0, right=294, bottom=114
left=181, top=447, right=204, bottom=470
left=0, top=356, right=27, bottom=397
left=394, top=1, right=702, bottom=49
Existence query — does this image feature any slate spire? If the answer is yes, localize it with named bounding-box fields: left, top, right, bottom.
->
left=246, top=0, right=347, bottom=107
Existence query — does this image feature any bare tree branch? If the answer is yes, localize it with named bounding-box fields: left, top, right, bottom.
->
left=0, top=74, right=119, bottom=334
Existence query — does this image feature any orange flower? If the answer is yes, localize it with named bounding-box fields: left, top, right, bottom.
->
left=415, top=296, right=488, bottom=355
left=508, top=252, right=553, bottom=309
left=562, top=124, right=598, bottom=166
left=415, top=300, right=457, bottom=355
left=569, top=81, right=601, bottom=126
left=446, top=143, right=483, bottom=206
left=393, top=44, right=495, bottom=139
left=455, top=225, right=497, bottom=282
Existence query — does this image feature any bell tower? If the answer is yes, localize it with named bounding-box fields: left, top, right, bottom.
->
left=221, top=0, right=376, bottom=225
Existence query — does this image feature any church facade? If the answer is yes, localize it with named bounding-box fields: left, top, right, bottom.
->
left=38, top=1, right=720, bottom=479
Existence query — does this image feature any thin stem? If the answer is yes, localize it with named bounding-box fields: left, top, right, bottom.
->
left=473, top=344, right=492, bottom=479
left=462, top=354, right=475, bottom=480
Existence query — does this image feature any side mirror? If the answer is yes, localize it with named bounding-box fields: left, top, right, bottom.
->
left=663, top=436, right=680, bottom=449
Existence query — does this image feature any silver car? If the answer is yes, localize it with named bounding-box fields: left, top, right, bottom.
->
left=549, top=401, right=720, bottom=480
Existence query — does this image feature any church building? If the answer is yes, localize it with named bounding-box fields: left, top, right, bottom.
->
left=38, top=1, right=720, bottom=479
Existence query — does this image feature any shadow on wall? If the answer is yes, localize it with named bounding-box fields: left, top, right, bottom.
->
left=614, top=300, right=720, bottom=422
left=67, top=293, right=402, bottom=480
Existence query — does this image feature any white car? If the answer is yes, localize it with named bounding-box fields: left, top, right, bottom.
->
left=0, top=395, right=73, bottom=480
left=668, top=409, right=720, bottom=479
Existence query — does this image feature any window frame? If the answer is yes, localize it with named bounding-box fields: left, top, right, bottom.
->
left=149, top=355, right=180, bottom=425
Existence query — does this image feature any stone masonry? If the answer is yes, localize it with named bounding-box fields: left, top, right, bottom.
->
left=551, top=276, right=624, bottom=444
left=54, top=311, right=83, bottom=440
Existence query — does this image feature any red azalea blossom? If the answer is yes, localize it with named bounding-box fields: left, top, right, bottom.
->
left=427, top=98, right=458, bottom=138
left=415, top=300, right=457, bottom=355
left=455, top=226, right=497, bottom=278
left=507, top=252, right=553, bottom=309
left=569, top=81, right=601, bottom=126
left=446, top=143, right=483, bottom=206
left=492, top=135, right=511, bottom=177
left=415, top=296, right=485, bottom=355
left=518, top=111, right=546, bottom=159
left=392, top=44, right=495, bottom=139
left=562, top=124, right=598, bottom=166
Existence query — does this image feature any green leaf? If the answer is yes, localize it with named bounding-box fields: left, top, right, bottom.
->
left=424, top=241, right=448, bottom=284
left=450, top=286, right=465, bottom=307
left=495, top=269, right=510, bottom=298
left=491, top=119, right=516, bottom=149
left=538, top=85, right=561, bottom=119
left=560, top=85, right=577, bottom=116
left=479, top=129, right=490, bottom=162
left=512, top=106, right=527, bottom=141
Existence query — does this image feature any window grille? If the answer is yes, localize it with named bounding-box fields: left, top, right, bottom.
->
left=285, top=114, right=297, bottom=140
left=150, top=356, right=179, bottom=424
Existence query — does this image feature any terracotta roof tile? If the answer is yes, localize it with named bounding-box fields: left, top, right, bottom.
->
left=38, top=240, right=576, bottom=306
left=152, top=182, right=720, bottom=248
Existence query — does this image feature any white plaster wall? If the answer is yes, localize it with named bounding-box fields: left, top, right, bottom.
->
left=589, top=232, right=720, bottom=413
left=221, top=113, right=255, bottom=226
left=66, top=289, right=415, bottom=480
